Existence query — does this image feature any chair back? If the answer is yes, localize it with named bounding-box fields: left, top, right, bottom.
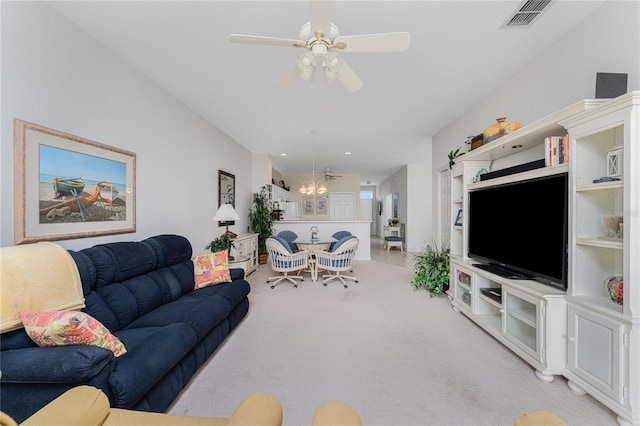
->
left=276, top=230, right=299, bottom=252
left=329, top=231, right=353, bottom=251
left=265, top=237, right=308, bottom=273
left=316, top=238, right=359, bottom=272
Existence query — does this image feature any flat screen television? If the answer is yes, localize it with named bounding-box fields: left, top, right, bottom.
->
left=467, top=172, right=568, bottom=291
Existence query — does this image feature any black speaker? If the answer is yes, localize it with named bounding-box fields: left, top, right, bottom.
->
left=596, top=73, right=628, bottom=99
left=480, top=159, right=546, bottom=181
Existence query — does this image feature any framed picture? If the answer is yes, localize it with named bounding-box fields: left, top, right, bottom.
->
left=14, top=119, right=136, bottom=244
left=454, top=209, right=463, bottom=226
left=302, top=196, right=314, bottom=215
left=217, top=170, right=235, bottom=226
left=316, top=196, right=327, bottom=215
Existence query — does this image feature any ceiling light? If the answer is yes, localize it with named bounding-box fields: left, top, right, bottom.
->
left=298, top=131, right=328, bottom=197
left=344, top=151, right=351, bottom=155
left=280, top=153, right=287, bottom=156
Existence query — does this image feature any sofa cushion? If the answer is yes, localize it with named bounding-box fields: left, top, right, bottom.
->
left=108, top=323, right=197, bottom=408
left=193, top=251, right=231, bottom=289
left=0, top=345, right=113, bottom=383
left=142, top=234, right=192, bottom=267
left=125, top=293, right=231, bottom=342
left=19, top=310, right=126, bottom=357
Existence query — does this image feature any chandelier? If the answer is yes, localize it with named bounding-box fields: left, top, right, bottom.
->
left=298, top=131, right=328, bottom=196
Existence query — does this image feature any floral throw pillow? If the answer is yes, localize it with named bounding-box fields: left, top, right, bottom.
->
left=193, top=250, right=231, bottom=289
left=18, top=310, right=127, bottom=357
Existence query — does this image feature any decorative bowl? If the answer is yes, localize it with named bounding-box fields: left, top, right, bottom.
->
left=605, top=276, right=624, bottom=305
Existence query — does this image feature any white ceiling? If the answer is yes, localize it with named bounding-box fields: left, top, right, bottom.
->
left=49, top=0, right=605, bottom=185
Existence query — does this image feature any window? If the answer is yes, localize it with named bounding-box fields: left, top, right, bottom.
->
left=360, top=190, right=373, bottom=200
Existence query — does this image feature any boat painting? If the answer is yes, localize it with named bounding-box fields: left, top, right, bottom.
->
left=98, top=181, right=120, bottom=203
left=50, top=177, right=85, bottom=197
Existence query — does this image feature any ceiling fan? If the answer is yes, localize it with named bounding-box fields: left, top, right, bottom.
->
left=228, top=0, right=410, bottom=93
left=323, top=168, right=342, bottom=181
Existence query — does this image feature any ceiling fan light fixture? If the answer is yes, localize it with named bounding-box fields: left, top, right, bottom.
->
left=297, top=52, right=316, bottom=81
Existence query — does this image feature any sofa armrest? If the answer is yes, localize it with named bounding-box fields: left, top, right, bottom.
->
left=0, top=346, right=113, bottom=383
left=226, top=393, right=283, bottom=426
left=229, top=268, right=245, bottom=281
left=20, top=386, right=109, bottom=426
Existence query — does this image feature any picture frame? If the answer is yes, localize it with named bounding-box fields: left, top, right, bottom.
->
left=302, top=196, right=314, bottom=215
left=454, top=209, right=463, bottom=226
left=14, top=119, right=136, bottom=244
left=316, top=196, right=328, bottom=215
left=217, top=170, right=235, bottom=226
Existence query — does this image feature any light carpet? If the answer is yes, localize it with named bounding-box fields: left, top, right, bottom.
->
left=168, top=260, right=617, bottom=425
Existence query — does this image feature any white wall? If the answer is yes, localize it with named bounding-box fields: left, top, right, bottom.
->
left=407, top=160, right=431, bottom=253
left=1, top=2, right=253, bottom=252
left=431, top=0, right=640, bottom=238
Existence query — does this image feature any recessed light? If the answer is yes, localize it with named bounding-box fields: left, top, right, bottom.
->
left=280, top=153, right=287, bottom=156
left=344, top=151, right=351, bottom=155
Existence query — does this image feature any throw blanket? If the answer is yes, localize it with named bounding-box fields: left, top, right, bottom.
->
left=0, top=242, right=84, bottom=333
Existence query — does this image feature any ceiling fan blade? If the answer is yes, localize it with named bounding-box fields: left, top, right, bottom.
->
left=275, top=63, right=301, bottom=89
left=228, top=34, right=304, bottom=48
left=334, top=58, right=363, bottom=93
left=334, top=32, right=411, bottom=53
left=310, top=0, right=335, bottom=37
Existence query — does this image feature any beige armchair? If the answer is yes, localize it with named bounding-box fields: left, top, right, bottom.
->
left=1, top=386, right=366, bottom=426
left=8, top=386, right=282, bottom=426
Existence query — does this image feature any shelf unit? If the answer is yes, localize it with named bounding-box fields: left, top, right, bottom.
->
left=451, top=258, right=567, bottom=381
left=559, top=91, right=639, bottom=426
left=448, top=99, right=626, bottom=394
left=448, top=99, right=602, bottom=261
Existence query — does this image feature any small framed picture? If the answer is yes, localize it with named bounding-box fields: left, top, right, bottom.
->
left=316, top=197, right=327, bottom=215
left=454, top=209, right=463, bottom=226
left=302, top=197, right=314, bottom=215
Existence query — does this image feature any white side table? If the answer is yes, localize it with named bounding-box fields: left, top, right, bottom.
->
left=229, top=255, right=252, bottom=276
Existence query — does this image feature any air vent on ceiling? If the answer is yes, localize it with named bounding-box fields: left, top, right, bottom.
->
left=504, top=0, right=552, bottom=28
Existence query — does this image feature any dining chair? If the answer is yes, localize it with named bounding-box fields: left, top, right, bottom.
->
left=265, top=236, right=309, bottom=288
left=276, top=230, right=300, bottom=252
left=329, top=230, right=352, bottom=251
left=315, top=237, right=359, bottom=288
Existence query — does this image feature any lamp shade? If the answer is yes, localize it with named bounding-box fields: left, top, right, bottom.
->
left=212, top=204, right=241, bottom=222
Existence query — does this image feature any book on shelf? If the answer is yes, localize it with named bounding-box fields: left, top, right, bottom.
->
left=545, top=135, right=569, bottom=166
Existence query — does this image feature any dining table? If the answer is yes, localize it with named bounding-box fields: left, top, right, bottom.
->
left=292, top=237, right=337, bottom=282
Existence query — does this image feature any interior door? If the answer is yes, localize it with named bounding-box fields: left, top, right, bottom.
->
left=330, top=192, right=355, bottom=220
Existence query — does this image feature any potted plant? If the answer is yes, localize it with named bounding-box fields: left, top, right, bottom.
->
left=248, top=185, right=274, bottom=264
left=204, top=236, right=235, bottom=254
left=411, top=241, right=450, bottom=297
left=448, top=147, right=463, bottom=169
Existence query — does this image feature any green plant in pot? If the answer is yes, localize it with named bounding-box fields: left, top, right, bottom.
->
left=248, top=185, right=274, bottom=264
left=204, top=236, right=235, bottom=254
left=412, top=241, right=450, bottom=297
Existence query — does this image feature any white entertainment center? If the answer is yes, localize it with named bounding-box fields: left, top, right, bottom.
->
left=448, top=92, right=639, bottom=426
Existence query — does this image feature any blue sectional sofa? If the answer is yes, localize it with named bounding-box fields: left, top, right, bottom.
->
left=0, top=234, right=250, bottom=423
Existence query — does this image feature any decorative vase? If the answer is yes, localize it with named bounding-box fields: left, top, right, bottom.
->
left=605, top=276, right=624, bottom=305
left=483, top=117, right=521, bottom=143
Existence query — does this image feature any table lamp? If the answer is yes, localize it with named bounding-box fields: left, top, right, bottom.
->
left=212, top=204, right=241, bottom=259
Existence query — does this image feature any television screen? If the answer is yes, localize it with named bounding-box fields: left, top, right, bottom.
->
left=467, top=173, right=568, bottom=290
